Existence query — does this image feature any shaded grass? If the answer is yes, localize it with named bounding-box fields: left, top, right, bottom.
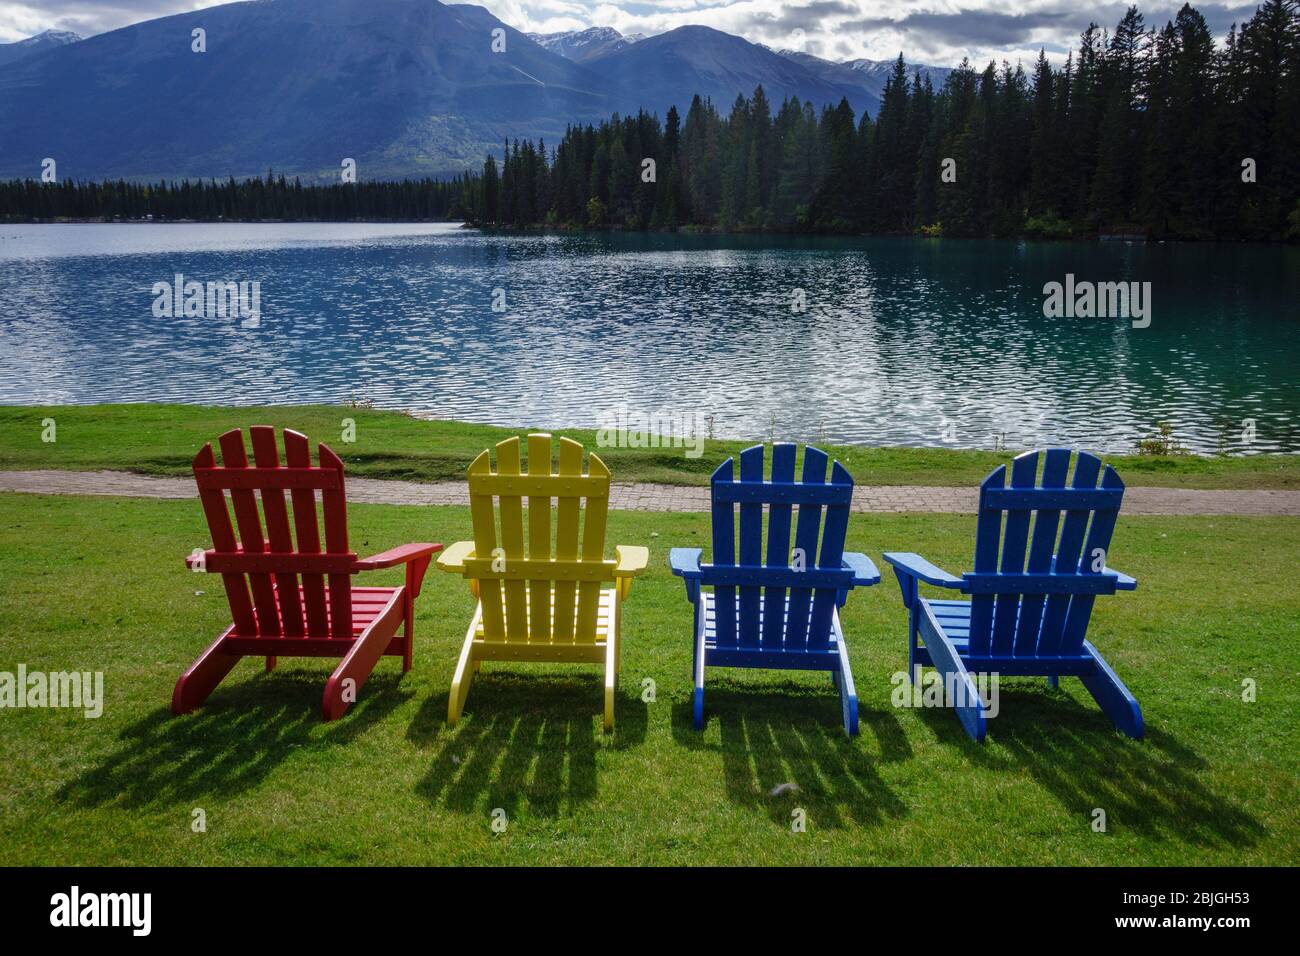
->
left=2, top=403, right=1298, bottom=489
left=0, top=492, right=1295, bottom=865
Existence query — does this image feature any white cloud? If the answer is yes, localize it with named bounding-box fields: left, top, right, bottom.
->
left=0, top=0, right=1255, bottom=67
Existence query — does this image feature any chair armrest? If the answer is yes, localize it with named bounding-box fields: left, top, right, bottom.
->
left=614, top=545, right=650, bottom=577
left=1104, top=567, right=1138, bottom=590
left=882, top=552, right=962, bottom=587
left=668, top=548, right=703, bottom=578
left=668, top=547, right=703, bottom=604
left=436, top=541, right=476, bottom=574
left=841, top=552, right=880, bottom=587
left=353, top=542, right=443, bottom=571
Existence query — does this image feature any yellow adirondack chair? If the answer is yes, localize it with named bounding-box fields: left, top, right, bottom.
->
left=437, top=434, right=649, bottom=730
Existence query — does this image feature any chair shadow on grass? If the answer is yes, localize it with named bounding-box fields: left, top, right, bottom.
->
left=407, top=672, right=649, bottom=819
left=917, top=680, right=1267, bottom=849
left=59, top=670, right=409, bottom=810
left=671, top=675, right=910, bottom=829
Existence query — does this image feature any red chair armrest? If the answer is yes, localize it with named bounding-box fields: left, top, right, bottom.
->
left=353, top=543, right=443, bottom=571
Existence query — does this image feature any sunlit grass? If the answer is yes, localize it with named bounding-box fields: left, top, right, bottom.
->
left=0, top=493, right=1295, bottom=865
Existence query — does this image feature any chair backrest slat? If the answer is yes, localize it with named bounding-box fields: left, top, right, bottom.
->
left=989, top=452, right=1037, bottom=655
left=250, top=425, right=304, bottom=637
left=193, top=428, right=351, bottom=639
left=704, top=444, right=852, bottom=653
left=552, top=437, right=584, bottom=641
left=807, top=460, right=852, bottom=650
left=193, top=443, right=257, bottom=636
left=709, top=457, right=738, bottom=646
left=527, top=434, right=553, bottom=643
left=760, top=443, right=797, bottom=649
left=218, top=430, right=281, bottom=637
left=783, top=446, right=829, bottom=648
left=466, top=435, right=613, bottom=644
left=967, top=449, right=1125, bottom=660
left=1013, top=448, right=1071, bottom=654
left=283, top=429, right=330, bottom=635
left=736, top=446, right=765, bottom=648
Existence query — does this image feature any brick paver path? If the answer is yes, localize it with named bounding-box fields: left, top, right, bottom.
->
left=2, top=469, right=1297, bottom=516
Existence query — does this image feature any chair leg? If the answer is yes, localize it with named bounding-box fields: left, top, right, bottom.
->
left=447, top=613, right=480, bottom=726
left=172, top=629, right=241, bottom=714
left=322, top=591, right=404, bottom=721
left=1080, top=640, right=1144, bottom=739
left=402, top=588, right=415, bottom=673
left=833, top=615, right=859, bottom=737
left=918, top=603, right=986, bottom=742
left=908, top=605, right=919, bottom=684
left=603, top=628, right=617, bottom=734
left=1046, top=674, right=1059, bottom=689
left=265, top=656, right=277, bottom=672
left=693, top=600, right=707, bottom=730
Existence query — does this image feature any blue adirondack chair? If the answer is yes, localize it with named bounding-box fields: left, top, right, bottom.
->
left=669, top=443, right=879, bottom=736
left=882, top=448, right=1142, bottom=742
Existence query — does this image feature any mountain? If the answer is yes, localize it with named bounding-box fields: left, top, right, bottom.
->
left=586, top=26, right=876, bottom=120
left=777, top=50, right=951, bottom=107
left=0, top=1, right=943, bottom=182
left=0, top=29, right=82, bottom=67
left=525, top=26, right=641, bottom=63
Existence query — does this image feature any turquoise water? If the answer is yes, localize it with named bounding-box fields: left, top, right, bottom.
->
left=0, top=222, right=1296, bottom=453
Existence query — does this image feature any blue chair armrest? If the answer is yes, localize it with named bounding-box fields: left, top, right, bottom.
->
left=668, top=548, right=703, bottom=604
left=841, top=552, right=880, bottom=587
left=1105, top=567, right=1138, bottom=590
left=881, top=552, right=962, bottom=587
left=669, top=548, right=702, bottom=578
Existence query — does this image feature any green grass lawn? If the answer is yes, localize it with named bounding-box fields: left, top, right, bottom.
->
left=3, top=403, right=1298, bottom=489
left=0, top=491, right=1295, bottom=865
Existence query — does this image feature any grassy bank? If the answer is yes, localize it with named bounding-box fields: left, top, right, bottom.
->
left=2, top=404, right=1297, bottom=489
left=0, top=491, right=1294, bottom=865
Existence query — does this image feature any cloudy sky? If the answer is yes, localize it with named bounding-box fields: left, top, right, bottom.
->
left=0, top=0, right=1261, bottom=66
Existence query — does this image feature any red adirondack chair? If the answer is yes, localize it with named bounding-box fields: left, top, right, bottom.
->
left=173, top=426, right=442, bottom=720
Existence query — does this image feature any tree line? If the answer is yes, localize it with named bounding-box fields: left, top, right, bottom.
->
left=477, top=1, right=1300, bottom=240
left=0, top=173, right=476, bottom=222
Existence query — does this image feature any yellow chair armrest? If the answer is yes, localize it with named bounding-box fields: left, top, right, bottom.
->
left=436, top=541, right=476, bottom=574
left=614, top=546, right=649, bottom=598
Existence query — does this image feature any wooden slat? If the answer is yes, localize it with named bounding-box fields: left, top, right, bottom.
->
left=192, top=442, right=256, bottom=636
left=552, top=438, right=583, bottom=642
left=1059, top=463, right=1124, bottom=655
left=462, top=557, right=615, bottom=581
left=250, top=426, right=305, bottom=637
left=495, top=437, right=528, bottom=642
left=709, top=457, right=737, bottom=647
left=736, top=445, right=764, bottom=648
left=219, top=429, right=281, bottom=636
left=1038, top=452, right=1102, bottom=656
left=193, top=467, right=340, bottom=491
left=575, top=451, right=610, bottom=643
left=762, top=443, right=796, bottom=649
left=527, top=434, right=553, bottom=643
left=807, top=458, right=851, bottom=650
left=318, top=442, right=352, bottom=639
left=967, top=464, right=1006, bottom=656
left=712, top=481, right=853, bottom=506
left=1014, top=448, right=1070, bottom=655
left=468, top=449, right=505, bottom=640
left=784, top=446, right=827, bottom=649
left=984, top=487, right=1123, bottom=511
left=284, top=429, right=328, bottom=635
left=468, top=473, right=609, bottom=498
left=990, top=452, right=1037, bottom=655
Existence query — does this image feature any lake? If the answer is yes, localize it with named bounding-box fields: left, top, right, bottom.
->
left=0, top=222, right=1296, bottom=454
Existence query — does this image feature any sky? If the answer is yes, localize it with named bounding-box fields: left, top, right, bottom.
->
left=0, top=0, right=1263, bottom=66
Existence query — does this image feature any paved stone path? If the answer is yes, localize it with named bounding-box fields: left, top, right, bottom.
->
left=2, top=469, right=1297, bottom=516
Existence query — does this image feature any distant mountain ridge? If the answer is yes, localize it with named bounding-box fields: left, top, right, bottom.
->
left=0, top=2, right=953, bottom=181
left=0, top=28, right=82, bottom=67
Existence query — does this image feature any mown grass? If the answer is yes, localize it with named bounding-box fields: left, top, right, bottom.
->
left=2, top=403, right=1298, bottom=489
left=0, top=492, right=1295, bottom=865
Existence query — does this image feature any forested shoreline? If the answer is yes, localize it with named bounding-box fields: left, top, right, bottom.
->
left=477, top=2, right=1300, bottom=240
left=3, top=2, right=1297, bottom=241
